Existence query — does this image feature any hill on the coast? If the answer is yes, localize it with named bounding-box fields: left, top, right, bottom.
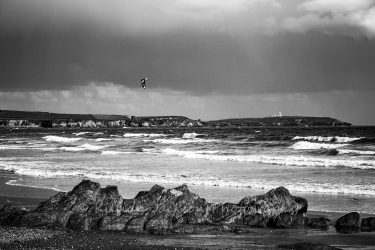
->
left=0, top=109, right=351, bottom=127
left=208, top=116, right=352, bottom=127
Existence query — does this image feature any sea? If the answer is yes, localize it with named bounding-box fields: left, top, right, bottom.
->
left=1, top=126, right=375, bottom=214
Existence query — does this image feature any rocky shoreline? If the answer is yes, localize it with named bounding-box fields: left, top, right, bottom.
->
left=1, top=180, right=375, bottom=249
left=1, top=180, right=375, bottom=234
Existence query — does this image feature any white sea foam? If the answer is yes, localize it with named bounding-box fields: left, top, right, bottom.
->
left=293, top=136, right=362, bottom=143
left=182, top=132, right=206, bottom=138
left=123, top=133, right=167, bottom=138
left=290, top=141, right=348, bottom=150
left=43, top=135, right=82, bottom=143
left=2, top=158, right=375, bottom=196
left=144, top=138, right=217, bottom=144
left=0, top=145, right=26, bottom=150
left=161, top=148, right=375, bottom=170
left=338, top=149, right=375, bottom=155
left=95, top=138, right=113, bottom=142
left=73, top=132, right=91, bottom=136
left=6, top=180, right=63, bottom=192
left=141, top=148, right=158, bottom=153
left=101, top=149, right=154, bottom=155
left=60, top=144, right=108, bottom=152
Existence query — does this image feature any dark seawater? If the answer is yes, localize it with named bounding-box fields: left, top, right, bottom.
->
left=1, top=126, right=375, bottom=214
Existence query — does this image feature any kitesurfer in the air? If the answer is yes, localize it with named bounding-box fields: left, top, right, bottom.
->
left=141, top=78, right=147, bottom=89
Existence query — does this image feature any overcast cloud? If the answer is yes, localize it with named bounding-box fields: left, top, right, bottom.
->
left=277, top=0, right=375, bottom=38
left=0, top=0, right=374, bottom=124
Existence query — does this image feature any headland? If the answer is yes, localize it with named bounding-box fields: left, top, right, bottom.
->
left=0, top=109, right=352, bottom=128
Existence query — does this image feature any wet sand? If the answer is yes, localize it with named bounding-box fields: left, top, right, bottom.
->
left=1, top=172, right=375, bottom=249
left=0, top=172, right=58, bottom=209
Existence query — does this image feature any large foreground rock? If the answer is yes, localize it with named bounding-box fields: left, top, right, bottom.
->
left=0, top=179, right=308, bottom=234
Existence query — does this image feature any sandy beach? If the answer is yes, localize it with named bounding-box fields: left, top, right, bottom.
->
left=1, top=172, right=375, bottom=250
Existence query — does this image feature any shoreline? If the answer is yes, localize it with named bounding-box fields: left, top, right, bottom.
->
left=3, top=171, right=375, bottom=223
left=2, top=173, right=375, bottom=249
left=2, top=171, right=375, bottom=219
left=0, top=172, right=58, bottom=209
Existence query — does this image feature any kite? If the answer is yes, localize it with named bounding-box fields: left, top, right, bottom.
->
left=141, top=78, right=147, bottom=89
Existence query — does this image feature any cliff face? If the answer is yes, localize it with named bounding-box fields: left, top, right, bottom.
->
left=0, top=109, right=351, bottom=128
left=0, top=110, right=203, bottom=128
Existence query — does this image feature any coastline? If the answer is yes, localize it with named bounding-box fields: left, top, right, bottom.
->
left=2, top=172, right=375, bottom=249
left=2, top=171, right=374, bottom=218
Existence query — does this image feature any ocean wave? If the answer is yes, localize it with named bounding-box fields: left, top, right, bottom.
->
left=182, top=132, right=206, bottom=139
left=101, top=151, right=131, bottom=155
left=72, top=132, right=91, bottom=136
left=63, top=173, right=375, bottom=196
left=290, top=141, right=348, bottom=150
left=292, top=136, right=362, bottom=143
left=144, top=138, right=218, bottom=144
left=6, top=180, right=63, bottom=192
left=95, top=138, right=113, bottom=142
left=161, top=148, right=375, bottom=169
left=60, top=144, right=108, bottom=152
left=141, top=148, right=158, bottom=153
left=0, top=145, right=27, bottom=150
left=0, top=145, right=58, bottom=151
left=101, top=148, right=156, bottom=155
left=338, top=149, right=375, bottom=155
left=43, top=135, right=82, bottom=143
left=2, top=160, right=375, bottom=196
left=123, top=133, right=168, bottom=138
left=7, top=166, right=375, bottom=196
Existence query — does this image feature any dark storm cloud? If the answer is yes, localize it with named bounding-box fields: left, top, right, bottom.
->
left=1, top=0, right=375, bottom=95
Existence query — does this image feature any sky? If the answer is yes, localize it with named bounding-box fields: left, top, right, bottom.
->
left=0, top=0, right=375, bottom=125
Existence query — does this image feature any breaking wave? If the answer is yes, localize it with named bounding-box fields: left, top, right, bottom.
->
left=59, top=144, right=108, bottom=152
left=290, top=141, right=348, bottom=150
left=43, top=135, right=82, bottom=143
left=144, top=138, right=217, bottom=144
left=123, top=133, right=168, bottom=138
left=182, top=132, right=206, bottom=138
left=162, top=148, right=375, bottom=169
left=338, top=149, right=375, bottom=155
left=72, top=132, right=92, bottom=136
left=293, top=136, right=362, bottom=143
left=2, top=162, right=375, bottom=196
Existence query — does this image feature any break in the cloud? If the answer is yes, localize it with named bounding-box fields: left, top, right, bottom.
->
left=274, top=0, right=375, bottom=38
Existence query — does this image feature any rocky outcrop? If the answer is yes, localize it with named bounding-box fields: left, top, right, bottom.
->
left=303, top=217, right=330, bottom=228
left=333, top=212, right=375, bottom=231
left=0, top=180, right=310, bottom=234
left=335, top=212, right=361, bottom=228
left=361, top=217, right=375, bottom=228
